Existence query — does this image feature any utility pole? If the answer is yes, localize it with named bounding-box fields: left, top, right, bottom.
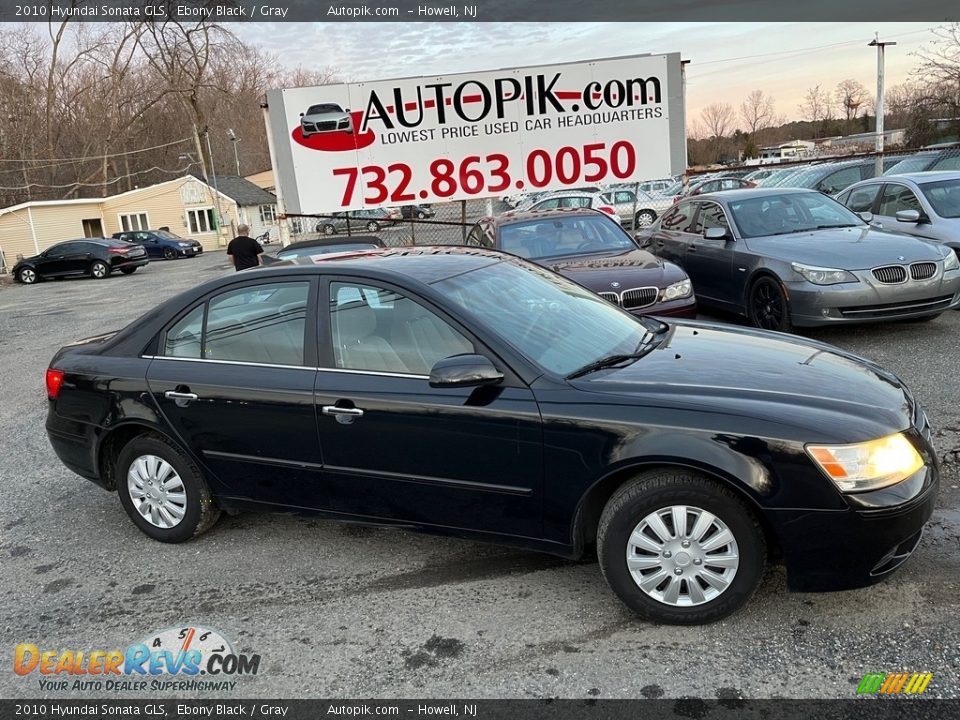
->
left=203, top=128, right=227, bottom=246
left=227, top=128, right=241, bottom=175
left=869, top=34, right=896, bottom=177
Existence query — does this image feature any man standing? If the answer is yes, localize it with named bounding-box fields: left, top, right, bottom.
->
left=226, top=224, right=263, bottom=271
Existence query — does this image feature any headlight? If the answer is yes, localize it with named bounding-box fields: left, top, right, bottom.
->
left=791, top=262, right=858, bottom=285
left=662, top=279, right=692, bottom=301
left=178, top=242, right=192, bottom=248
left=943, top=249, right=959, bottom=271
left=806, top=432, right=924, bottom=493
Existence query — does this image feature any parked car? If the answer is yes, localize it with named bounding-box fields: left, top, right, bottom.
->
left=45, top=246, right=939, bottom=624
left=742, top=168, right=779, bottom=183
left=521, top=191, right=621, bottom=223
left=316, top=208, right=400, bottom=234
left=112, top=230, right=203, bottom=259
left=836, top=172, right=960, bottom=256
left=753, top=166, right=809, bottom=187
left=675, top=176, right=756, bottom=203
left=600, top=188, right=672, bottom=228
left=13, top=238, right=149, bottom=284
left=299, top=103, right=353, bottom=136
left=884, top=148, right=960, bottom=175
left=643, top=188, right=960, bottom=331
left=468, top=208, right=695, bottom=318
left=263, top=236, right=386, bottom=264
left=398, top=204, right=435, bottom=219
left=771, top=158, right=904, bottom=195
left=637, top=179, right=675, bottom=195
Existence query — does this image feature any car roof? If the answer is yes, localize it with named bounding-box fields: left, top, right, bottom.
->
left=867, top=170, right=960, bottom=184
left=686, top=187, right=818, bottom=202
left=281, top=235, right=384, bottom=252
left=483, top=207, right=605, bottom=225
left=257, top=246, right=510, bottom=285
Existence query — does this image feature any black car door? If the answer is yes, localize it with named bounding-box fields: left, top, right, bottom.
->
left=145, top=278, right=323, bottom=505
left=312, top=277, right=543, bottom=537
left=64, top=242, right=95, bottom=274
left=685, top=201, right=736, bottom=305
left=34, top=243, right=70, bottom=277
left=651, top=200, right=698, bottom=265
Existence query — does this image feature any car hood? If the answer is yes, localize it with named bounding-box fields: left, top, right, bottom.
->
left=744, top=226, right=946, bottom=269
left=544, top=249, right=688, bottom=290
left=577, top=320, right=914, bottom=442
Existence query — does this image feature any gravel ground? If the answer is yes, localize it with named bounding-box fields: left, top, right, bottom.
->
left=0, top=250, right=958, bottom=700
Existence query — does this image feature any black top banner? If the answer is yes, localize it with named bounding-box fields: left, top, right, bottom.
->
left=0, top=0, right=958, bottom=22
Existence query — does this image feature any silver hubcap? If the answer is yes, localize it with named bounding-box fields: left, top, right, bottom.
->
left=127, top=455, right=187, bottom=529
left=93, top=264, right=106, bottom=277
left=626, top=505, right=739, bottom=607
left=21, top=269, right=36, bottom=283
left=637, top=213, right=654, bottom=227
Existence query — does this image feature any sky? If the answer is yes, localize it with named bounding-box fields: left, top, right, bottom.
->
left=237, top=21, right=942, bottom=127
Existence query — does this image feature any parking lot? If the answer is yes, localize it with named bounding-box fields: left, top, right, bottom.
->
left=1, top=250, right=958, bottom=699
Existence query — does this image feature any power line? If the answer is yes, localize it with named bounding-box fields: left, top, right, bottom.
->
left=0, top=163, right=197, bottom=191
left=0, top=137, right=194, bottom=167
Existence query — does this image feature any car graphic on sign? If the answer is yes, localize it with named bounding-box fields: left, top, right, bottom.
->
left=299, top=103, right=353, bottom=136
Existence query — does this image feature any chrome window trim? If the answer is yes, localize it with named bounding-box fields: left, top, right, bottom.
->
left=142, top=355, right=429, bottom=380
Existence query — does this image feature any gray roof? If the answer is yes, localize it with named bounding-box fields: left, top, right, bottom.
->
left=210, top=175, right=276, bottom=207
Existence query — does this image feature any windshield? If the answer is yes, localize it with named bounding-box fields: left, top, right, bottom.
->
left=279, top=242, right=380, bottom=259
left=499, top=215, right=635, bottom=260
left=306, top=104, right=343, bottom=114
left=728, top=193, right=864, bottom=238
left=919, top=179, right=960, bottom=218
left=155, top=230, right=184, bottom=240
left=433, top=260, right=655, bottom=376
left=885, top=156, right=935, bottom=174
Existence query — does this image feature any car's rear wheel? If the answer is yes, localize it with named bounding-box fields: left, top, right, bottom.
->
left=163, top=247, right=177, bottom=260
left=366, top=221, right=380, bottom=232
left=116, top=433, right=221, bottom=543
left=90, top=260, right=111, bottom=279
left=320, top=223, right=336, bottom=235
left=120, top=267, right=137, bottom=275
left=417, top=211, right=427, bottom=220
left=748, top=276, right=792, bottom=332
left=635, top=209, right=657, bottom=227
left=597, top=469, right=765, bottom=624
left=17, top=267, right=37, bottom=284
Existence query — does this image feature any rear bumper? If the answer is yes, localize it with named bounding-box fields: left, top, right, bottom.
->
left=113, top=258, right=149, bottom=270
left=46, top=411, right=104, bottom=487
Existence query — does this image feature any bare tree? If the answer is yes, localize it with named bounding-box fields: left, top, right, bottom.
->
left=739, top=89, right=776, bottom=136
left=835, top=79, right=869, bottom=124
left=799, top=84, right=834, bottom=137
left=912, top=23, right=960, bottom=120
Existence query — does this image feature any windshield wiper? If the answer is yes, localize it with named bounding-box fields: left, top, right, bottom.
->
left=565, top=352, right=654, bottom=380
left=813, top=223, right=859, bottom=229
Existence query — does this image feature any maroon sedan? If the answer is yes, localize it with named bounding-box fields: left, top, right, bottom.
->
left=467, top=208, right=696, bottom=318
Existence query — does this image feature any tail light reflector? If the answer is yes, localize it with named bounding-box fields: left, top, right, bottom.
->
left=107, top=247, right=129, bottom=254
left=46, top=368, right=64, bottom=400
left=599, top=205, right=616, bottom=215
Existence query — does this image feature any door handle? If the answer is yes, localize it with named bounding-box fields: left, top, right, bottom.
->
left=165, top=391, right=198, bottom=401
left=688, top=246, right=698, bottom=253
left=321, top=406, right=364, bottom=417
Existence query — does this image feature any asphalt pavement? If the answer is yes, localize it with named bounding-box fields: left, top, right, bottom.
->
left=0, top=250, right=958, bottom=700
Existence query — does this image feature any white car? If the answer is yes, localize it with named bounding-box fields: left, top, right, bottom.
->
left=299, top=103, right=353, bottom=136
left=600, top=188, right=673, bottom=228
left=522, top=191, right=621, bottom=223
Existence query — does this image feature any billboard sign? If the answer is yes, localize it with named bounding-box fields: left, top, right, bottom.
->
left=266, top=53, right=686, bottom=214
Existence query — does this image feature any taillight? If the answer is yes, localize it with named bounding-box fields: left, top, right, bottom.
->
left=599, top=205, right=616, bottom=215
left=107, top=247, right=128, bottom=254
left=46, top=368, right=64, bottom=400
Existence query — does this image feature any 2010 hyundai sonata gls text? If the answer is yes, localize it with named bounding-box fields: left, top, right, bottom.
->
left=45, top=248, right=938, bottom=624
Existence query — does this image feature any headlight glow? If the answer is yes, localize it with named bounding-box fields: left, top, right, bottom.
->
left=791, top=262, right=858, bottom=285
left=943, top=249, right=959, bottom=271
left=806, top=432, right=924, bottom=493
left=662, top=279, right=692, bottom=301
left=178, top=242, right=192, bottom=248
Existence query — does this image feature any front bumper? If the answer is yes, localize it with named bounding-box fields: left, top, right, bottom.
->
left=771, top=416, right=939, bottom=592
left=787, top=268, right=960, bottom=326
left=643, top=296, right=698, bottom=319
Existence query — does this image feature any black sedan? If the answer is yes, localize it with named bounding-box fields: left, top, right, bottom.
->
left=13, top=238, right=149, bottom=284
left=642, top=189, right=960, bottom=331
left=45, top=248, right=937, bottom=624
left=399, top=204, right=435, bottom=219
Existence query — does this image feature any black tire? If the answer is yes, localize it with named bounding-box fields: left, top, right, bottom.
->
left=163, top=247, right=177, bottom=260
left=417, top=211, right=427, bottom=220
left=747, top=276, right=792, bottom=333
left=635, top=209, right=658, bottom=228
left=120, top=267, right=137, bottom=275
left=597, top=469, right=766, bottom=625
left=116, top=433, right=221, bottom=543
left=366, top=221, right=380, bottom=232
left=17, top=267, right=38, bottom=284
left=90, top=260, right=111, bottom=279
left=320, top=223, right=336, bottom=236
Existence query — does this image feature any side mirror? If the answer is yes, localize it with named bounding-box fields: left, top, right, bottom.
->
left=703, top=227, right=731, bottom=241
left=896, top=209, right=921, bottom=224
left=429, top=354, right=503, bottom=389
left=633, top=232, right=652, bottom=248
left=299, top=112, right=304, bottom=117
left=858, top=211, right=874, bottom=223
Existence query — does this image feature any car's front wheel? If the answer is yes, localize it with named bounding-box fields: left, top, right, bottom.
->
left=116, top=433, right=221, bottom=543
left=320, top=223, right=336, bottom=235
left=748, top=276, right=792, bottom=332
left=163, top=247, right=177, bottom=260
left=90, top=260, right=111, bottom=279
left=366, top=221, right=380, bottom=232
left=635, top=209, right=658, bottom=227
left=597, top=469, right=765, bottom=624
left=17, top=267, right=37, bottom=284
